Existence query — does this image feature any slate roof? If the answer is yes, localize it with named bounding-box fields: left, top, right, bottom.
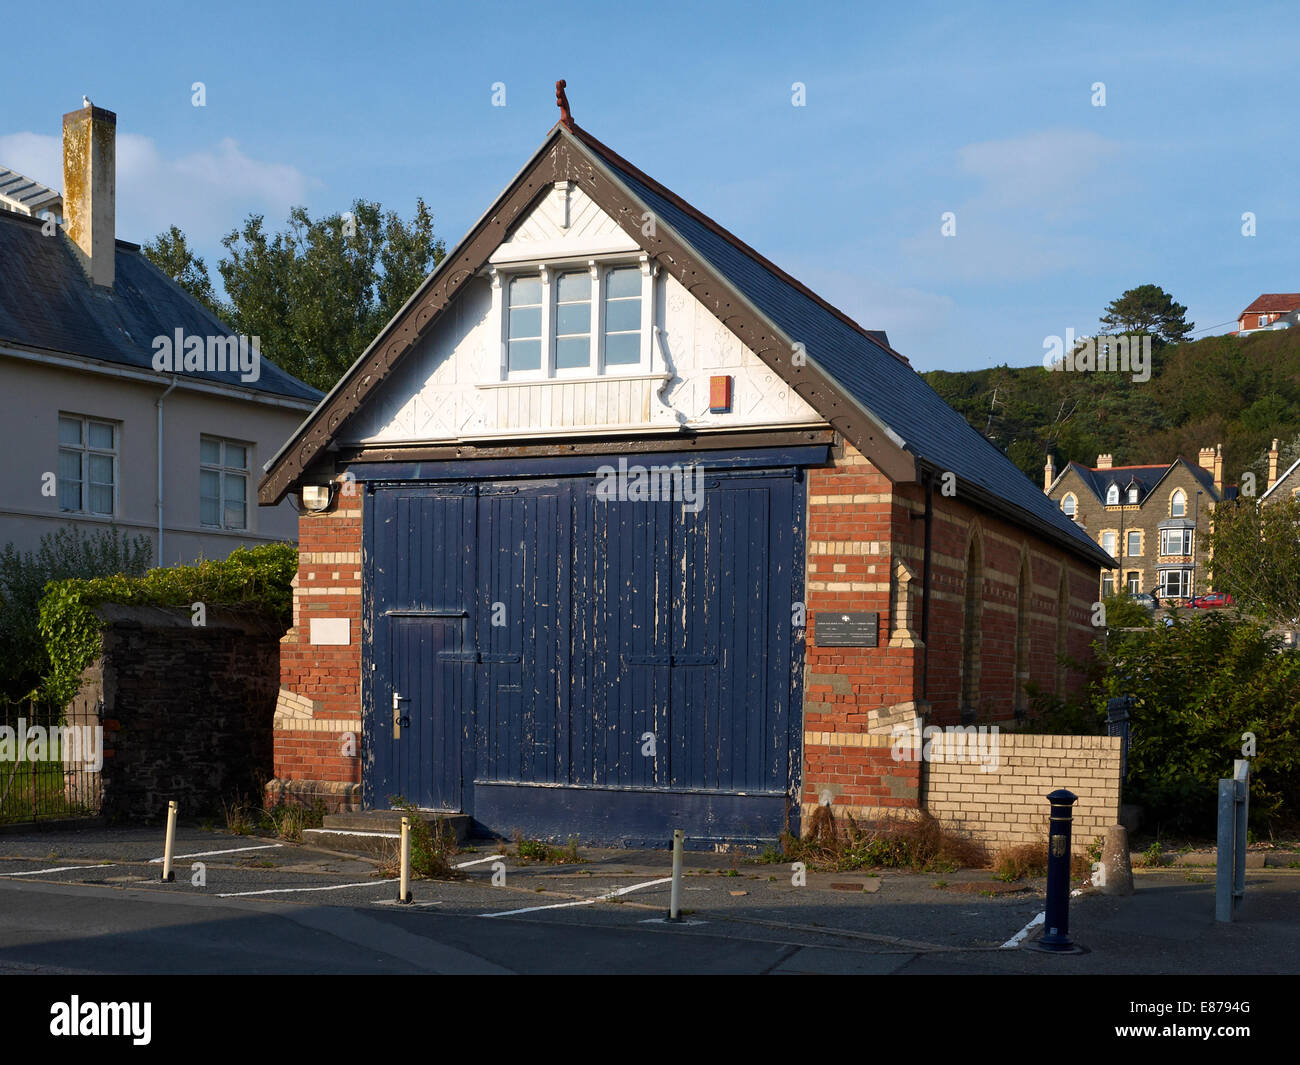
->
left=0, top=209, right=321, bottom=403
left=1062, top=459, right=1217, bottom=504
left=1240, top=293, right=1300, bottom=316
left=574, top=129, right=1112, bottom=567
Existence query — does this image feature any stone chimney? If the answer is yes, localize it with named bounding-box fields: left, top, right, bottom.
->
left=1198, top=446, right=1216, bottom=477
left=1095, top=453, right=1113, bottom=470
left=1213, top=443, right=1223, bottom=495
left=1268, top=438, right=1280, bottom=491
left=62, top=102, right=116, bottom=289
left=1043, top=454, right=1056, bottom=492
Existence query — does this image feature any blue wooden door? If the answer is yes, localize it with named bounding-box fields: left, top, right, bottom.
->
left=366, top=484, right=476, bottom=811
left=365, top=461, right=804, bottom=841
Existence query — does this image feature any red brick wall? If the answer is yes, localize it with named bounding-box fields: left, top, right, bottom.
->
left=799, top=442, right=1099, bottom=823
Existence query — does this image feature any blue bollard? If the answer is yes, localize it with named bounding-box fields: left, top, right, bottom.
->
left=1027, top=788, right=1085, bottom=954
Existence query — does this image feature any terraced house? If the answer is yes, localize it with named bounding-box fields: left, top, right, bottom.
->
left=1044, top=447, right=1225, bottom=603
left=261, top=91, right=1112, bottom=845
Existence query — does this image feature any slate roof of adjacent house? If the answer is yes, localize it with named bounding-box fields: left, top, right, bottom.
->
left=1240, top=293, right=1300, bottom=315
left=261, top=121, right=1112, bottom=567
left=0, top=210, right=321, bottom=403
left=1262, top=455, right=1300, bottom=500
left=572, top=128, right=1112, bottom=567
left=1057, top=458, right=1217, bottom=504
left=0, top=166, right=61, bottom=216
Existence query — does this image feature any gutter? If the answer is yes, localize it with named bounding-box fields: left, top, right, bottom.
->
left=156, top=375, right=179, bottom=565
left=0, top=342, right=318, bottom=412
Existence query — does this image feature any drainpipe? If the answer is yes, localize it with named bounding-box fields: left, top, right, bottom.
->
left=155, top=375, right=178, bottom=566
left=919, top=468, right=934, bottom=700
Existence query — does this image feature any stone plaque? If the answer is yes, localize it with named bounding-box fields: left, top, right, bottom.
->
left=814, top=612, right=878, bottom=647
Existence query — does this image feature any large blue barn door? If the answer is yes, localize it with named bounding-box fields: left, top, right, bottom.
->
left=365, top=459, right=805, bottom=841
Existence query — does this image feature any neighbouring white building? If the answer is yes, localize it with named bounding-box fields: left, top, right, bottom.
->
left=0, top=102, right=320, bottom=564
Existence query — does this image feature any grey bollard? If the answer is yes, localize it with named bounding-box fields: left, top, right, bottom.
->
left=1099, top=824, right=1134, bottom=896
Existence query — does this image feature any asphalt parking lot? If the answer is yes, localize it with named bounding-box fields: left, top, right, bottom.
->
left=1, top=825, right=1296, bottom=974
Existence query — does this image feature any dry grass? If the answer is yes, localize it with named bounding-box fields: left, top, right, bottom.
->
left=994, top=842, right=1092, bottom=881
left=781, top=808, right=987, bottom=873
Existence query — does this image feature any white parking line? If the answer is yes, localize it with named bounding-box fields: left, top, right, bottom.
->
left=478, top=877, right=672, bottom=918
left=455, top=854, right=504, bottom=868
left=0, top=864, right=115, bottom=877
left=214, top=878, right=397, bottom=898
left=149, top=844, right=283, bottom=863
left=1001, top=912, right=1044, bottom=948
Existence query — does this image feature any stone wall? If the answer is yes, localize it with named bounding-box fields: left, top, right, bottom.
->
left=78, top=604, right=283, bottom=821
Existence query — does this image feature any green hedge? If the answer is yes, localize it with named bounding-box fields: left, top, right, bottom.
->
left=38, top=542, right=297, bottom=709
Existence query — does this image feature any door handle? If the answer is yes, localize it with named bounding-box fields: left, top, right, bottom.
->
left=392, top=692, right=410, bottom=737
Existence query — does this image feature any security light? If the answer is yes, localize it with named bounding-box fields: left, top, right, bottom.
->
left=301, top=484, right=334, bottom=512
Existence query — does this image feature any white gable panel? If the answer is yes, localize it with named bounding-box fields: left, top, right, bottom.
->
left=490, top=181, right=638, bottom=264
left=342, top=195, right=823, bottom=446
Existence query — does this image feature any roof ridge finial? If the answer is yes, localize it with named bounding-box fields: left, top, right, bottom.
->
left=555, top=79, right=574, bottom=130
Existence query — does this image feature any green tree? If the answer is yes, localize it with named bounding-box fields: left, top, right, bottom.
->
left=1207, top=495, right=1300, bottom=623
left=141, top=225, right=225, bottom=319
left=218, top=199, right=444, bottom=392
left=1099, top=284, right=1193, bottom=345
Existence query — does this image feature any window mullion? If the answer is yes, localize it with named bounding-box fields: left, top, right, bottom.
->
left=539, top=265, right=553, bottom=378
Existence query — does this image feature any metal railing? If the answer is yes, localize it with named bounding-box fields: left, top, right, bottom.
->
left=0, top=699, right=103, bottom=824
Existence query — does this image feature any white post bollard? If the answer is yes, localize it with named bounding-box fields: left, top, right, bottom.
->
left=161, top=800, right=178, bottom=882
left=669, top=829, right=684, bottom=921
left=399, top=815, right=411, bottom=903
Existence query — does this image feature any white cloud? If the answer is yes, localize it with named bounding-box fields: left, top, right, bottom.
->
left=902, top=128, right=1132, bottom=283
left=0, top=131, right=317, bottom=251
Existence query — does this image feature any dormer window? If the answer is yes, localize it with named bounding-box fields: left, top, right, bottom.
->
left=1106, top=484, right=1120, bottom=505
left=491, top=256, right=655, bottom=381
left=1128, top=486, right=1139, bottom=504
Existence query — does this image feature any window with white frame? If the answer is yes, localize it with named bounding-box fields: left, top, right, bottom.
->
left=200, top=437, right=248, bottom=530
left=1126, top=530, right=1142, bottom=556
left=1159, top=569, right=1192, bottom=598
left=1101, top=572, right=1115, bottom=597
left=1170, top=489, right=1186, bottom=517
left=1106, top=484, right=1120, bottom=505
left=1100, top=530, right=1117, bottom=556
left=58, top=414, right=117, bottom=516
left=1061, top=493, right=1077, bottom=518
left=1127, top=485, right=1139, bottom=503
left=495, top=258, right=652, bottom=380
left=1160, top=527, right=1193, bottom=556
left=1126, top=571, right=1141, bottom=594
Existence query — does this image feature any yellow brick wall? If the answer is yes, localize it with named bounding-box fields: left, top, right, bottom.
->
left=923, top=734, right=1122, bottom=854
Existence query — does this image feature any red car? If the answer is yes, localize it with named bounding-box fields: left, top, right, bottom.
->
left=1189, top=592, right=1234, bottom=609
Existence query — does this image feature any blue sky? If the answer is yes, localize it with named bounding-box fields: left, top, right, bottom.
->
left=3, top=0, right=1294, bottom=372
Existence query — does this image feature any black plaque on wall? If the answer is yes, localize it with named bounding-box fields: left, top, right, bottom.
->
left=814, top=612, right=879, bottom=647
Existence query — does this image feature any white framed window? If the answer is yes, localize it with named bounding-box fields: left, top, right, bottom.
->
left=1159, top=569, right=1192, bottom=598
left=58, top=413, right=117, bottom=516
left=1170, top=489, right=1186, bottom=517
left=1100, top=530, right=1117, bottom=556
left=1101, top=572, right=1115, bottom=598
left=493, top=256, right=654, bottom=380
left=1106, top=484, right=1120, bottom=505
left=1160, top=528, right=1193, bottom=556
left=1126, top=571, right=1141, bottom=594
left=1127, top=485, right=1139, bottom=503
left=1126, top=530, right=1142, bottom=556
left=200, top=436, right=249, bottom=530
left=1061, top=493, right=1077, bottom=518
